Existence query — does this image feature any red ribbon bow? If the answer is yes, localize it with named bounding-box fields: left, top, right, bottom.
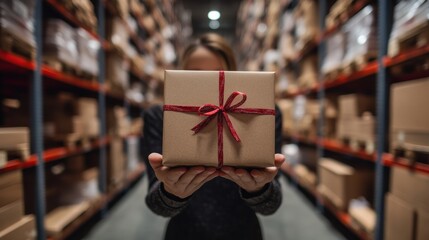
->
left=163, top=71, right=275, bottom=168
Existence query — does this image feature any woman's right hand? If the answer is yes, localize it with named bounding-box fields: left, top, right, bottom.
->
left=148, top=153, right=219, bottom=199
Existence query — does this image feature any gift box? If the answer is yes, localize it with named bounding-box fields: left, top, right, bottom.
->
left=163, top=70, right=276, bottom=168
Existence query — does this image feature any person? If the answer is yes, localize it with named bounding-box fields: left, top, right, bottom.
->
left=142, top=33, right=285, bottom=240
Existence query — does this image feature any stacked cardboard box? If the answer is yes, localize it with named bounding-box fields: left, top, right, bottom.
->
left=107, top=106, right=131, bottom=138
left=44, top=19, right=79, bottom=71
left=325, top=0, right=353, bottom=29
left=390, top=78, right=429, bottom=158
left=294, top=0, right=319, bottom=52
left=342, top=5, right=377, bottom=70
left=44, top=94, right=99, bottom=147
left=0, top=170, right=35, bottom=240
left=126, top=136, right=140, bottom=172
left=317, top=158, right=374, bottom=211
left=59, top=167, right=99, bottom=205
left=289, top=96, right=337, bottom=139
left=0, top=127, right=29, bottom=161
left=388, top=0, right=429, bottom=56
left=106, top=53, right=129, bottom=94
left=76, top=28, right=100, bottom=77
left=59, top=0, right=97, bottom=32
left=384, top=167, right=429, bottom=240
left=0, top=0, right=35, bottom=55
left=297, top=55, right=318, bottom=89
left=77, top=98, right=99, bottom=139
left=106, top=18, right=129, bottom=55
left=111, top=0, right=129, bottom=19
left=321, top=31, right=345, bottom=77
left=109, top=137, right=126, bottom=190
left=336, top=94, right=376, bottom=153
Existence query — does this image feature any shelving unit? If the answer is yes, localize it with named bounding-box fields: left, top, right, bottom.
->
left=238, top=0, right=429, bottom=240
left=0, top=0, right=183, bottom=239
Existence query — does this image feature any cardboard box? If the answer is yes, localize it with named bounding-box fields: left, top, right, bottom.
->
left=0, top=201, right=23, bottom=231
left=0, top=183, right=23, bottom=208
left=384, top=193, right=415, bottom=240
left=109, top=137, right=125, bottom=187
left=349, top=205, right=376, bottom=235
left=163, top=70, right=275, bottom=167
left=0, top=128, right=29, bottom=150
left=317, top=158, right=374, bottom=211
left=417, top=208, right=429, bottom=240
left=390, top=77, right=429, bottom=149
left=0, top=215, right=35, bottom=240
left=390, top=167, right=429, bottom=212
left=45, top=201, right=89, bottom=237
left=77, top=98, right=97, bottom=119
left=338, top=94, right=375, bottom=119
left=0, top=170, right=21, bottom=189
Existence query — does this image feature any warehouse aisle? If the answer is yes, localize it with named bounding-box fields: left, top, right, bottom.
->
left=84, top=174, right=345, bottom=240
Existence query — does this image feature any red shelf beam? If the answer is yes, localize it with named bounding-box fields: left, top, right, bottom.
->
left=383, top=44, right=429, bottom=67
left=321, top=138, right=377, bottom=163
left=0, top=51, right=35, bottom=71
left=0, top=160, right=23, bottom=174
left=42, top=65, right=104, bottom=92
left=282, top=61, right=378, bottom=98
left=1, top=137, right=111, bottom=172
left=322, top=61, right=378, bottom=90
left=383, top=154, right=429, bottom=175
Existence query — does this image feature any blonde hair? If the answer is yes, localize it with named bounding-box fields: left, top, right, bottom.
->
left=180, top=33, right=237, bottom=71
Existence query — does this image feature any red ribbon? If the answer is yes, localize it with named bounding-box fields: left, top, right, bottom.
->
left=163, top=71, right=275, bottom=168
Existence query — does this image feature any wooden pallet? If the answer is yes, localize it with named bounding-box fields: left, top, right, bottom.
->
left=0, top=29, right=35, bottom=59
left=389, top=20, right=429, bottom=57
left=342, top=52, right=377, bottom=75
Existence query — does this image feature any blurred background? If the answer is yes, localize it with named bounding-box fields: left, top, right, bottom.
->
left=0, top=0, right=428, bottom=240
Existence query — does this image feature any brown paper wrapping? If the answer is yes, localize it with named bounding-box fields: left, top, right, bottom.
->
left=163, top=70, right=275, bottom=168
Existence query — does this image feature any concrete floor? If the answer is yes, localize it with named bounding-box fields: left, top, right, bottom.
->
left=84, top=175, right=345, bottom=240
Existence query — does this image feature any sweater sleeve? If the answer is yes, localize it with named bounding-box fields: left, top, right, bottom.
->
left=239, top=178, right=282, bottom=215
left=142, top=105, right=189, bottom=217
left=239, top=106, right=284, bottom=215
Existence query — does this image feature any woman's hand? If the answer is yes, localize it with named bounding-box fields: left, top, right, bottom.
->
left=219, top=154, right=285, bottom=193
left=148, top=153, right=219, bottom=199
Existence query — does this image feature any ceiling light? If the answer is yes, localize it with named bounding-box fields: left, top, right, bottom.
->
left=209, top=20, right=220, bottom=29
left=208, top=10, right=220, bottom=20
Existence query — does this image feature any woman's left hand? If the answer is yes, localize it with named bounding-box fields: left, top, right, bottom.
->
left=219, top=154, right=285, bottom=193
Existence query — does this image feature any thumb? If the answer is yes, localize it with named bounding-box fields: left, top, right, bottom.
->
left=274, top=154, right=285, bottom=169
left=148, top=153, right=163, bottom=170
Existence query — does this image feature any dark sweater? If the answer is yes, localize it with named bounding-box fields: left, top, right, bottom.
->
left=143, top=105, right=283, bottom=240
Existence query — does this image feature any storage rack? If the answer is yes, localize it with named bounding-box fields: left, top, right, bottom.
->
left=237, top=0, right=429, bottom=240
left=0, top=0, right=182, bottom=239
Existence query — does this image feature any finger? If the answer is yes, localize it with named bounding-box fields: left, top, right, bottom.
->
left=274, top=154, right=285, bottom=169
left=220, top=166, right=241, bottom=182
left=235, top=168, right=256, bottom=184
left=164, top=167, right=187, bottom=182
left=250, top=169, right=267, bottom=184
left=186, top=169, right=218, bottom=192
left=148, top=153, right=163, bottom=170
left=177, top=166, right=205, bottom=185
left=186, top=168, right=216, bottom=189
